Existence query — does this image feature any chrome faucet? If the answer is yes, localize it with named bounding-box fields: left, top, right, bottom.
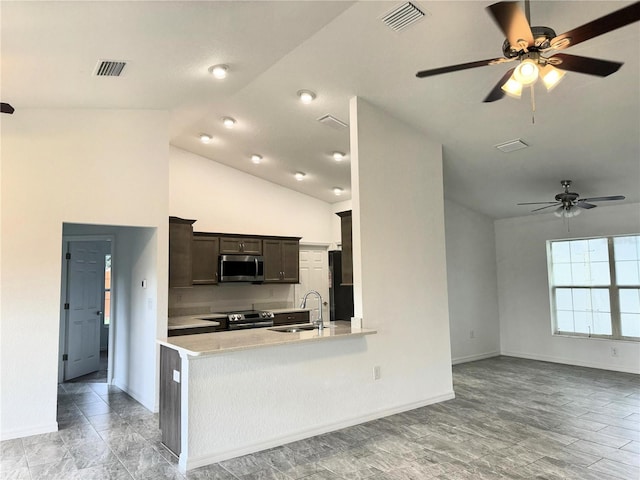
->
left=299, top=290, right=324, bottom=331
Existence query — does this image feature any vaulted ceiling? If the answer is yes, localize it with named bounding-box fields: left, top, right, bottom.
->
left=2, top=1, right=638, bottom=218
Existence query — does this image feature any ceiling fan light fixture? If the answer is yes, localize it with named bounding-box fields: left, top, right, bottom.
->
left=514, top=59, right=539, bottom=85
left=554, top=206, right=581, bottom=218
left=540, top=64, right=566, bottom=91
left=501, top=76, right=523, bottom=99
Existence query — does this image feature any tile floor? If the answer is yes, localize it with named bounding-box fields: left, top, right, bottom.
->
left=1, top=356, right=638, bottom=479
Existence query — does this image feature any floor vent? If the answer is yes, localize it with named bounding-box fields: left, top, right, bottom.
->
left=381, top=2, right=426, bottom=32
left=95, top=60, right=126, bottom=77
left=317, top=114, right=348, bottom=130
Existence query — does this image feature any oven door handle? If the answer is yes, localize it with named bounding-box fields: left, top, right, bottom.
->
left=229, top=320, right=273, bottom=330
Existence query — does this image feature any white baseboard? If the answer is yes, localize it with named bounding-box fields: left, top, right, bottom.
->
left=451, top=351, right=500, bottom=365
left=180, top=391, right=455, bottom=473
left=0, top=422, right=59, bottom=441
left=112, top=378, right=156, bottom=412
left=501, top=350, right=640, bottom=375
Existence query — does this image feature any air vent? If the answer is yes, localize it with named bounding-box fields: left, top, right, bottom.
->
left=95, top=60, right=126, bottom=77
left=381, top=2, right=426, bottom=32
left=494, top=139, right=529, bottom=153
left=317, top=114, right=348, bottom=130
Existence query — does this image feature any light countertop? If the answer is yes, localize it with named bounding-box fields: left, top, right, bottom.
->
left=168, top=314, right=224, bottom=330
left=167, top=308, right=309, bottom=330
left=159, top=321, right=376, bottom=356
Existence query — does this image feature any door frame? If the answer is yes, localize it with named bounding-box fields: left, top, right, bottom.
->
left=59, top=235, right=115, bottom=384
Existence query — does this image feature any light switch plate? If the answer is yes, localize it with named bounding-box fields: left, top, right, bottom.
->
left=173, top=370, right=180, bottom=383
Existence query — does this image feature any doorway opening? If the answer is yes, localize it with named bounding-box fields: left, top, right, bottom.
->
left=58, top=238, right=113, bottom=385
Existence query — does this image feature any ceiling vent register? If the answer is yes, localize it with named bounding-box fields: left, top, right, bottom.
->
left=317, top=114, right=348, bottom=130
left=381, top=2, right=426, bottom=32
left=95, top=60, right=126, bottom=77
left=494, top=139, right=529, bottom=153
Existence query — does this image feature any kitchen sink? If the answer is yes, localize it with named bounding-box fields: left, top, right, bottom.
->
left=269, top=324, right=317, bottom=333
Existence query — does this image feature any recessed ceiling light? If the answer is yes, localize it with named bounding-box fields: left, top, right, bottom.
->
left=199, top=133, right=213, bottom=144
left=332, top=151, right=345, bottom=162
left=333, top=187, right=344, bottom=196
left=209, top=64, right=228, bottom=79
left=222, top=117, right=236, bottom=128
left=297, top=90, right=316, bottom=104
left=294, top=172, right=306, bottom=181
left=251, top=154, right=262, bottom=164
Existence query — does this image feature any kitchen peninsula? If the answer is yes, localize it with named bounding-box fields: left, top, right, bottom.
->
left=158, top=322, right=376, bottom=472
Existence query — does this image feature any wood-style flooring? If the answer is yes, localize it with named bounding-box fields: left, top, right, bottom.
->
left=1, top=356, right=638, bottom=479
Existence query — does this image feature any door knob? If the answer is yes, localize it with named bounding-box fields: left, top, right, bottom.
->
left=96, top=311, right=103, bottom=315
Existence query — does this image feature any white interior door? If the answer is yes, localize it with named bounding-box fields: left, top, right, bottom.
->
left=65, top=241, right=105, bottom=381
left=296, top=246, right=329, bottom=323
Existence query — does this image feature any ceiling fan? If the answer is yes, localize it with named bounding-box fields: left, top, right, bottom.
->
left=1, top=103, right=15, bottom=115
left=415, top=1, right=640, bottom=102
left=518, top=180, right=625, bottom=217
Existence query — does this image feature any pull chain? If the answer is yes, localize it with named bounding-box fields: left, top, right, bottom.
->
left=530, top=85, right=536, bottom=124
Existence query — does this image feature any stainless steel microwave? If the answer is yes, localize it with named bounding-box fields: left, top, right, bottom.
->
left=219, top=254, right=264, bottom=283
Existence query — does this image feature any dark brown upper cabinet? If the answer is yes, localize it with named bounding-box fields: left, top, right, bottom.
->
left=219, top=236, right=262, bottom=255
left=192, top=233, right=219, bottom=285
left=263, top=238, right=300, bottom=283
left=169, top=217, right=196, bottom=288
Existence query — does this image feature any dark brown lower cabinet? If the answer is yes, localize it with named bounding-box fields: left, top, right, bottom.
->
left=273, top=311, right=310, bottom=326
left=160, top=346, right=181, bottom=456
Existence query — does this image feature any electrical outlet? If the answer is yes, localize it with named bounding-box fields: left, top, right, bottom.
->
left=470, top=330, right=475, bottom=339
left=373, top=365, right=381, bottom=380
left=611, top=347, right=618, bottom=357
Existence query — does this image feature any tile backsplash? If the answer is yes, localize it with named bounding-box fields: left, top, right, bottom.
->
left=168, top=283, right=295, bottom=316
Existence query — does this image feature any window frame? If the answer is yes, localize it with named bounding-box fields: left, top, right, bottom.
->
left=547, top=234, right=639, bottom=342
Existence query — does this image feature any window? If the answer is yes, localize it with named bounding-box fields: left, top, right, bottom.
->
left=547, top=234, right=639, bottom=341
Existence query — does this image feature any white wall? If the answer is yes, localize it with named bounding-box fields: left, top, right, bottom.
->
left=170, top=146, right=333, bottom=243
left=350, top=97, right=453, bottom=405
left=0, top=109, right=169, bottom=439
left=444, top=199, right=500, bottom=364
left=496, top=203, right=640, bottom=374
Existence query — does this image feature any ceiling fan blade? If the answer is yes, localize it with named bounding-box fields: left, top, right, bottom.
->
left=576, top=202, right=597, bottom=209
left=416, top=58, right=508, bottom=78
left=1, top=103, right=15, bottom=115
left=483, top=68, right=516, bottom=102
left=517, top=201, right=559, bottom=205
left=579, top=195, right=626, bottom=202
left=531, top=203, right=561, bottom=212
left=486, top=1, right=534, bottom=51
left=549, top=53, right=623, bottom=77
left=550, top=2, right=640, bottom=51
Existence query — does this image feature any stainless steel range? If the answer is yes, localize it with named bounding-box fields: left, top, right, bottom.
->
left=222, top=310, right=274, bottom=330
